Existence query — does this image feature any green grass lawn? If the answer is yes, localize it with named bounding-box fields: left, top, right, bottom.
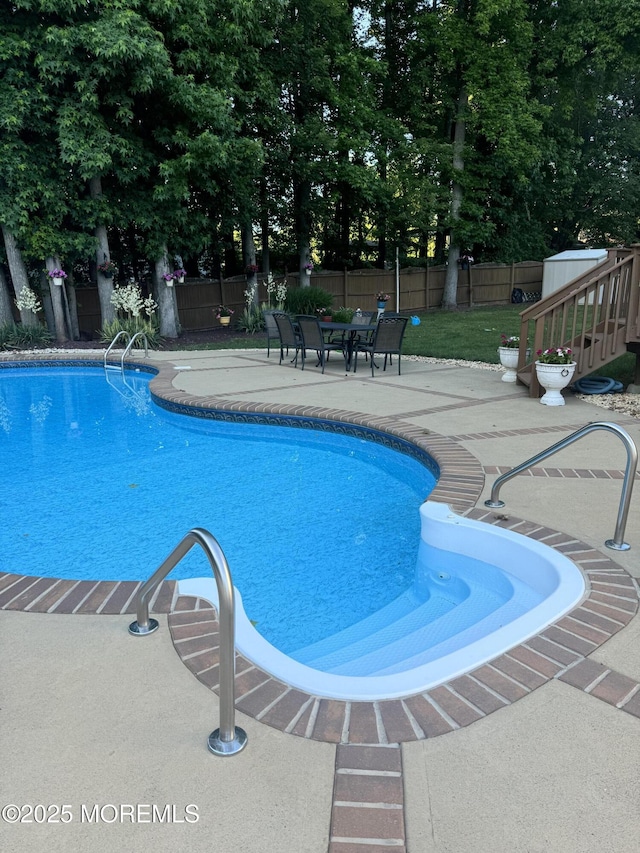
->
left=181, top=304, right=637, bottom=386
left=401, top=305, right=524, bottom=362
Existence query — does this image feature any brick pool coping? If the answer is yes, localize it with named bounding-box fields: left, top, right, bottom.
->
left=2, top=352, right=639, bottom=852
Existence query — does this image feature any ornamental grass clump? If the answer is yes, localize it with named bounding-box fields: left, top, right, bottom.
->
left=0, top=321, right=52, bottom=349
left=536, top=346, right=573, bottom=364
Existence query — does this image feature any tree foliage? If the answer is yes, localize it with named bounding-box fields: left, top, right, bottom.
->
left=0, top=0, right=638, bottom=322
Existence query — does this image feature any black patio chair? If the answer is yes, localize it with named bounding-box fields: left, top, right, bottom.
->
left=296, top=315, right=346, bottom=373
left=351, top=310, right=377, bottom=351
left=263, top=310, right=280, bottom=357
left=353, top=315, right=409, bottom=376
left=273, top=312, right=302, bottom=366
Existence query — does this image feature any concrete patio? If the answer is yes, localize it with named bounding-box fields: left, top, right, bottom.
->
left=1, top=347, right=639, bottom=852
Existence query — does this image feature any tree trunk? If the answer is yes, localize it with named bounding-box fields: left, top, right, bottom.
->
left=1, top=225, right=38, bottom=326
left=65, top=276, right=80, bottom=340
left=0, top=266, right=14, bottom=325
left=153, top=247, right=180, bottom=338
left=45, top=256, right=69, bottom=342
left=442, top=87, right=468, bottom=310
left=295, top=179, right=312, bottom=286
left=241, top=224, right=259, bottom=307
left=260, top=181, right=270, bottom=276
left=89, top=176, right=116, bottom=325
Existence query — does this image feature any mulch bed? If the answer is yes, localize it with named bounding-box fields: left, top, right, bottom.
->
left=19, top=327, right=265, bottom=352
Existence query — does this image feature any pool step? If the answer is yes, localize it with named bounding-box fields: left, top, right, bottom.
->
left=294, top=587, right=511, bottom=676
left=331, top=596, right=536, bottom=677
left=292, top=588, right=456, bottom=665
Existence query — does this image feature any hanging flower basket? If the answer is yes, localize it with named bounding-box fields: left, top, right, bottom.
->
left=48, top=268, right=67, bottom=286
left=97, top=260, right=117, bottom=278
left=162, top=272, right=175, bottom=287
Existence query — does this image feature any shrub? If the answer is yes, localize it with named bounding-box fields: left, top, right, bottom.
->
left=285, top=286, right=333, bottom=316
left=0, top=322, right=52, bottom=350
left=332, top=307, right=354, bottom=323
left=100, top=318, right=162, bottom=348
left=236, top=305, right=265, bottom=334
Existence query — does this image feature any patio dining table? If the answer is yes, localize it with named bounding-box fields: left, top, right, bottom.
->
left=318, top=320, right=376, bottom=371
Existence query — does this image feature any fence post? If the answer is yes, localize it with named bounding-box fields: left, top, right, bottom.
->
left=343, top=267, right=348, bottom=307
left=425, top=266, right=429, bottom=311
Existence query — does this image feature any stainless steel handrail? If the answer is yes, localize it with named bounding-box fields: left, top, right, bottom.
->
left=484, top=421, right=637, bottom=551
left=121, top=331, right=148, bottom=371
left=103, top=330, right=130, bottom=369
left=129, top=528, right=248, bottom=756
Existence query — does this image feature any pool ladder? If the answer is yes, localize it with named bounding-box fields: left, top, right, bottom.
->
left=484, top=421, right=637, bottom=551
left=103, top=331, right=149, bottom=374
left=128, top=528, right=248, bottom=757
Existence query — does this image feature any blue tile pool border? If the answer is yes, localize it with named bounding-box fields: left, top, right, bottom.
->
left=150, top=392, right=441, bottom=480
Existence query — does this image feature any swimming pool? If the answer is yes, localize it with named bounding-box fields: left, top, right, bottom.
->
left=1, top=364, right=586, bottom=699
left=0, top=365, right=436, bottom=650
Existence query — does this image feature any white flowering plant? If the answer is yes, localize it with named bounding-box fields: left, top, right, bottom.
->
left=244, top=279, right=258, bottom=306
left=265, top=274, right=287, bottom=310
left=111, top=283, right=157, bottom=319
left=15, top=286, right=42, bottom=315
left=102, top=283, right=160, bottom=347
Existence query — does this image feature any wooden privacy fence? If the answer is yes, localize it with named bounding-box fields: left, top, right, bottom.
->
left=72, top=261, right=543, bottom=335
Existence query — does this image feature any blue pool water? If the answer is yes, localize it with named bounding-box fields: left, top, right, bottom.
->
left=0, top=366, right=437, bottom=652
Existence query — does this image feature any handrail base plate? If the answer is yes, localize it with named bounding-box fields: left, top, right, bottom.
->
left=605, top=539, right=631, bottom=552
left=208, top=728, right=248, bottom=757
left=128, top=618, right=160, bottom=636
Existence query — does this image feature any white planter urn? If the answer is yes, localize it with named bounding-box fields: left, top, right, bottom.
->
left=535, top=361, right=577, bottom=406
left=497, top=346, right=519, bottom=382
left=52, top=277, right=63, bottom=287
left=165, top=278, right=174, bottom=287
